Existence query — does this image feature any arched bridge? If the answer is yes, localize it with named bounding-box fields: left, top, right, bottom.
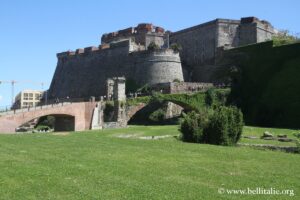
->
left=0, top=102, right=97, bottom=133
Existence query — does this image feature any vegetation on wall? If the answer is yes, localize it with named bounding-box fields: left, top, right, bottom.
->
left=205, top=88, right=229, bottom=108
left=126, top=96, right=151, bottom=106
left=147, top=42, right=160, bottom=51
left=173, top=78, right=181, bottom=83
left=272, top=30, right=300, bottom=46
left=125, top=78, right=140, bottom=94
left=223, top=41, right=300, bottom=128
left=128, top=89, right=231, bottom=126
left=104, top=102, right=114, bottom=122
left=170, top=43, right=182, bottom=53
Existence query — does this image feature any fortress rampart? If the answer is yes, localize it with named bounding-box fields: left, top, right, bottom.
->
left=48, top=40, right=183, bottom=99
left=169, top=17, right=274, bottom=82
left=48, top=17, right=275, bottom=99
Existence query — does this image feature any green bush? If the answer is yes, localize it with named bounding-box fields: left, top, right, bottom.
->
left=272, top=30, right=300, bottom=46
left=173, top=78, right=181, bottom=83
left=36, top=116, right=55, bottom=129
left=205, top=89, right=229, bottom=108
left=137, top=84, right=151, bottom=94
left=204, top=106, right=243, bottom=146
left=35, top=125, right=51, bottom=131
left=149, top=108, right=165, bottom=122
left=179, top=106, right=243, bottom=146
left=179, top=111, right=210, bottom=143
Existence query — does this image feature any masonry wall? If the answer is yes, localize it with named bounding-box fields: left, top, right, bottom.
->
left=48, top=41, right=132, bottom=99
left=170, top=18, right=274, bottom=83
left=48, top=42, right=183, bottom=99
left=133, top=49, right=183, bottom=85
left=216, top=20, right=240, bottom=48
left=170, top=20, right=217, bottom=81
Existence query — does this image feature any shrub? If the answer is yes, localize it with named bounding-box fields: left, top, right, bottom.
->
left=173, top=78, right=181, bottom=83
left=147, top=42, right=160, bottom=51
left=205, top=89, right=229, bottom=108
left=170, top=43, right=182, bottom=52
left=149, top=108, right=165, bottom=122
left=137, top=84, right=151, bottom=94
left=36, top=116, right=55, bottom=129
left=272, top=30, right=300, bottom=46
left=179, top=110, right=210, bottom=143
left=204, top=106, right=243, bottom=145
left=179, top=106, right=243, bottom=146
left=294, top=133, right=300, bottom=154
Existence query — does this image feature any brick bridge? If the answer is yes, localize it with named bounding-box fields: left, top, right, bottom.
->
left=0, top=102, right=97, bottom=133
left=0, top=100, right=150, bottom=133
left=0, top=94, right=197, bottom=134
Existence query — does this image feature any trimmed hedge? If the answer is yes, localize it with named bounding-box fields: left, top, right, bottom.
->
left=180, top=106, right=243, bottom=146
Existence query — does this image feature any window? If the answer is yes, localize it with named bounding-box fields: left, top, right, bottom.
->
left=35, top=93, right=41, bottom=100
left=23, top=93, right=29, bottom=100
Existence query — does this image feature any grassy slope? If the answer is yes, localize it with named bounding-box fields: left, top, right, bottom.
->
left=0, top=126, right=299, bottom=200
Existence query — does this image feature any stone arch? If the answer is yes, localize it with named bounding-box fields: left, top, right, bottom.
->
left=18, top=114, right=76, bottom=132
left=126, top=99, right=195, bottom=124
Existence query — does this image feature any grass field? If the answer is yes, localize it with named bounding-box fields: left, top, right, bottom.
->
left=0, top=125, right=299, bottom=199
left=241, top=126, right=299, bottom=147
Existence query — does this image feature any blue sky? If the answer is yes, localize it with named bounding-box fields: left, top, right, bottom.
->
left=0, top=0, right=299, bottom=107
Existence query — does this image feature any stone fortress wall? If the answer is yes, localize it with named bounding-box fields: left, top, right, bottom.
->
left=169, top=16, right=275, bottom=82
left=48, top=17, right=275, bottom=100
left=48, top=39, right=183, bottom=99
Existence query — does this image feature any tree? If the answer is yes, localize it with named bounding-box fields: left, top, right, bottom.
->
left=272, top=30, right=300, bottom=46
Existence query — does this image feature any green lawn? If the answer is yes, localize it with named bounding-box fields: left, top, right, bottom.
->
left=0, top=125, right=299, bottom=199
left=240, top=126, right=299, bottom=147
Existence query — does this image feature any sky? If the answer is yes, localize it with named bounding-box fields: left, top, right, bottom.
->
left=0, top=0, right=299, bottom=108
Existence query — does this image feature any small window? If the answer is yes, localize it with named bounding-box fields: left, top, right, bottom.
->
left=35, top=94, right=40, bottom=100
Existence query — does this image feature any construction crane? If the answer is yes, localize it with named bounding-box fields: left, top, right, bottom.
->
left=0, top=80, right=47, bottom=105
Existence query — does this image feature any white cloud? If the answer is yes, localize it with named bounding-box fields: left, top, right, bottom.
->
left=0, top=95, right=2, bottom=102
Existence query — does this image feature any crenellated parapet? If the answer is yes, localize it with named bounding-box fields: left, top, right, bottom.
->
left=56, top=39, right=143, bottom=59
left=101, top=23, right=167, bottom=48
left=57, top=46, right=102, bottom=58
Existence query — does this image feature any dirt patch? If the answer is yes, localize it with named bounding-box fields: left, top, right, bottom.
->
left=115, top=133, right=173, bottom=140
left=51, top=132, right=70, bottom=136
left=115, top=133, right=141, bottom=138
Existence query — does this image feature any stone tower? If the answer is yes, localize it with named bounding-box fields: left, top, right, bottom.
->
left=106, top=78, right=114, bottom=100
left=112, top=77, right=127, bottom=127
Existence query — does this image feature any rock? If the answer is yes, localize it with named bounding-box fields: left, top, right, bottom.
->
left=278, top=138, right=293, bottom=142
left=263, top=137, right=276, bottom=140
left=243, top=136, right=258, bottom=139
left=263, top=131, right=273, bottom=138
left=277, top=134, right=287, bottom=138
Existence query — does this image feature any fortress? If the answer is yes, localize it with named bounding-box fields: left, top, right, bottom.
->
left=48, top=17, right=275, bottom=99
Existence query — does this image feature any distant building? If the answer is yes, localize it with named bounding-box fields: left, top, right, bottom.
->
left=12, top=90, right=44, bottom=109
